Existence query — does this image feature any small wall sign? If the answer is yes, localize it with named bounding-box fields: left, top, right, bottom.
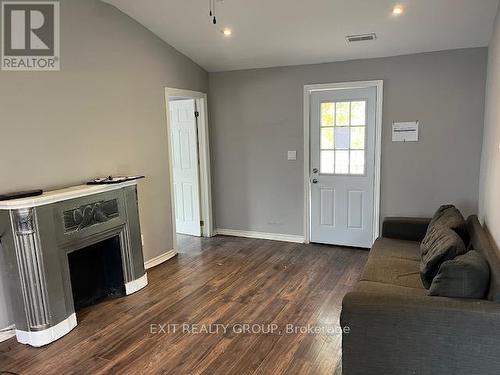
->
left=392, top=121, right=419, bottom=142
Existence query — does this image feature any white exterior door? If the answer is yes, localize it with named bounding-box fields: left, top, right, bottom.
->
left=310, top=87, right=377, bottom=248
left=169, top=99, right=201, bottom=236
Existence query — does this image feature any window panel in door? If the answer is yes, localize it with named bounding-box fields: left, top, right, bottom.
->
left=350, top=101, right=366, bottom=125
left=321, top=103, right=335, bottom=127
left=335, top=150, right=349, bottom=174
left=320, top=150, right=335, bottom=174
left=321, top=128, right=335, bottom=149
left=319, top=100, right=367, bottom=175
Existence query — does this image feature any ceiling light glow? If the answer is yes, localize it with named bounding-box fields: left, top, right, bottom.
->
left=222, top=28, right=232, bottom=36
left=393, top=5, right=404, bottom=15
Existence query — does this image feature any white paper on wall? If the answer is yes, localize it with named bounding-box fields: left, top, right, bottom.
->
left=392, top=121, right=419, bottom=142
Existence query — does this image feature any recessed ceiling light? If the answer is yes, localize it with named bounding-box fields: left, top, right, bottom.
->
left=393, top=5, right=404, bottom=15
left=222, top=28, right=232, bottom=37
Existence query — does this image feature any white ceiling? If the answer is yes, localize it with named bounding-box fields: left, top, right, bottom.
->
left=103, top=0, right=499, bottom=72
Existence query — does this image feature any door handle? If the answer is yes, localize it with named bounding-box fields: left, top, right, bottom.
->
left=312, top=179, right=318, bottom=184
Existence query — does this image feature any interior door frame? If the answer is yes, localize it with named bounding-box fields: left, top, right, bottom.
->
left=303, top=80, right=383, bottom=245
left=164, top=88, right=214, bottom=248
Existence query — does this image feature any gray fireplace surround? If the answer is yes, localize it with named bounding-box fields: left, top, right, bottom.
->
left=0, top=181, right=147, bottom=347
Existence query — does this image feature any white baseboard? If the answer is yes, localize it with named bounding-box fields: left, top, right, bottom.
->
left=216, top=228, right=304, bottom=243
left=144, top=249, right=177, bottom=270
left=0, top=325, right=15, bottom=343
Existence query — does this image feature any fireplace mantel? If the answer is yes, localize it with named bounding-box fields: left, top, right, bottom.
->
left=0, top=180, right=138, bottom=209
left=0, top=181, right=147, bottom=347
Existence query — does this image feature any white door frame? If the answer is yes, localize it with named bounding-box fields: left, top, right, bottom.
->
left=165, top=88, right=214, bottom=248
left=303, top=80, right=383, bottom=245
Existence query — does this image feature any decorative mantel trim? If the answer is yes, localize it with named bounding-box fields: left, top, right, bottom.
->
left=125, top=273, right=148, bottom=295
left=0, top=180, right=138, bottom=210
left=16, top=313, right=77, bottom=348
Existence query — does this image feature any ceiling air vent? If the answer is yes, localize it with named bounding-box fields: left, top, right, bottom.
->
left=346, top=33, right=377, bottom=43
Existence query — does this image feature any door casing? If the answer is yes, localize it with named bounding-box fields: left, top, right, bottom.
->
left=303, top=81, right=383, bottom=245
left=165, top=88, right=214, bottom=251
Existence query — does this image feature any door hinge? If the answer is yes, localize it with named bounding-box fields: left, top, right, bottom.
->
left=194, top=111, right=200, bottom=118
left=200, top=220, right=204, bottom=226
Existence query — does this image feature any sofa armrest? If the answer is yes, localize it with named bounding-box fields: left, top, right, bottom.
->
left=341, top=286, right=500, bottom=375
left=382, top=217, right=431, bottom=242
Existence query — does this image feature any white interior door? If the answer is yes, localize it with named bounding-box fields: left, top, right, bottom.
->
left=310, top=87, right=377, bottom=248
left=169, top=99, right=201, bottom=236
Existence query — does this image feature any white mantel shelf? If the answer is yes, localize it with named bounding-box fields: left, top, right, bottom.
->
left=0, top=180, right=138, bottom=210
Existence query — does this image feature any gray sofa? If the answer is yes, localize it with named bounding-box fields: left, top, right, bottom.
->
left=340, top=215, right=500, bottom=375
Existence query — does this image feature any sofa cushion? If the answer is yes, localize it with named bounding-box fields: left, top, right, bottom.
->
left=352, top=280, right=430, bottom=298
left=427, top=204, right=468, bottom=245
left=369, top=237, right=421, bottom=261
left=361, top=238, right=423, bottom=289
left=420, top=225, right=466, bottom=288
left=429, top=250, right=490, bottom=299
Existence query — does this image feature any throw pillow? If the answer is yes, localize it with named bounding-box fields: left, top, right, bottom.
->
left=426, top=205, right=468, bottom=245
left=420, top=225, right=466, bottom=288
left=429, top=250, right=490, bottom=299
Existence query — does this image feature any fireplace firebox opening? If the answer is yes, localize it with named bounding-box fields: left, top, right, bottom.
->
left=67, top=236, right=126, bottom=311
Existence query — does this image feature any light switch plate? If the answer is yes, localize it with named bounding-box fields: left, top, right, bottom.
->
left=287, top=151, right=297, bottom=160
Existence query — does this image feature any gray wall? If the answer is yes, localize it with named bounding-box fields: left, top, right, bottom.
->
left=480, top=7, right=500, bottom=249
left=209, top=48, right=487, bottom=236
left=0, top=0, right=207, bottom=329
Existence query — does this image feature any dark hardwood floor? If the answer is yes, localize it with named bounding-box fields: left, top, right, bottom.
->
left=0, top=235, right=368, bottom=375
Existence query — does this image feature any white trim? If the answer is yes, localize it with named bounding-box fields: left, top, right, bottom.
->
left=303, top=87, right=311, bottom=244
left=0, top=180, right=138, bottom=210
left=164, top=88, right=214, bottom=248
left=125, top=273, right=148, bottom=295
left=144, top=249, right=177, bottom=269
left=16, top=313, right=77, bottom=347
left=216, top=228, right=305, bottom=243
left=0, top=325, right=15, bottom=343
left=373, top=82, right=384, bottom=242
left=303, top=80, right=384, bottom=245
